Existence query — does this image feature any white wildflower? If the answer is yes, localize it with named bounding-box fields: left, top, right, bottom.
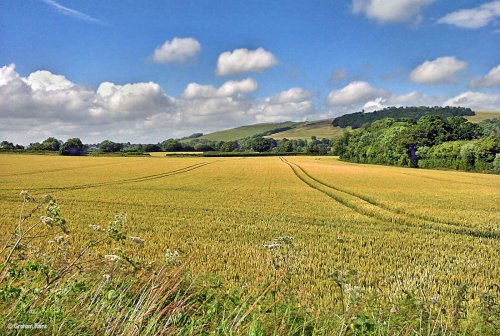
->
left=263, top=243, right=280, bottom=249
left=89, top=224, right=105, bottom=232
left=103, top=274, right=111, bottom=281
left=165, top=249, right=180, bottom=263
left=40, top=216, right=54, bottom=224
left=129, top=236, right=145, bottom=244
left=104, top=254, right=121, bottom=262
left=53, top=235, right=66, bottom=243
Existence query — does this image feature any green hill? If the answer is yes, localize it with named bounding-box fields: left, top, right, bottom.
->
left=196, top=121, right=303, bottom=141
left=189, top=110, right=500, bottom=143
left=265, top=119, right=347, bottom=140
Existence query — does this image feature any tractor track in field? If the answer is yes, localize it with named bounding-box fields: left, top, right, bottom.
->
left=280, top=157, right=499, bottom=240
left=0, top=161, right=215, bottom=193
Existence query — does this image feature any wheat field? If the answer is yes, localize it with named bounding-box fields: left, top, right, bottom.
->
left=0, top=154, right=498, bottom=319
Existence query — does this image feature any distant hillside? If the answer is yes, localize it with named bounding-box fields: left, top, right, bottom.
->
left=187, top=109, right=500, bottom=143
left=465, top=111, right=500, bottom=123
left=332, top=106, right=475, bottom=129
left=266, top=119, right=347, bottom=140
left=196, top=121, right=304, bottom=141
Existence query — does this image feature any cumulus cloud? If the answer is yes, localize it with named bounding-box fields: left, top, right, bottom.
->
left=470, top=64, right=500, bottom=88
left=182, top=78, right=258, bottom=99
left=409, top=56, right=467, bottom=84
left=327, top=81, right=387, bottom=106
left=152, top=37, right=201, bottom=63
left=250, top=88, right=314, bottom=123
left=0, top=64, right=94, bottom=120
left=443, top=91, right=500, bottom=110
left=90, top=82, right=172, bottom=119
left=216, top=48, right=278, bottom=75
left=352, top=0, right=434, bottom=24
left=437, top=1, right=500, bottom=29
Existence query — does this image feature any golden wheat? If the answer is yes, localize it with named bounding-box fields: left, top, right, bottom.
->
left=0, top=154, right=498, bottom=316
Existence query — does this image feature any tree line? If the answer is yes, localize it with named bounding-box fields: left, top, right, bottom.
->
left=0, top=135, right=334, bottom=156
left=332, top=115, right=499, bottom=173
left=332, top=106, right=475, bottom=129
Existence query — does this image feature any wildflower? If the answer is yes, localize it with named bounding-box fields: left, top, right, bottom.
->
left=103, top=274, right=111, bottom=281
left=165, top=249, right=180, bottom=263
left=20, top=190, right=34, bottom=202
left=263, top=243, right=280, bottom=249
left=89, top=224, right=105, bottom=232
left=104, top=254, right=121, bottom=262
left=53, top=235, right=66, bottom=243
left=390, top=306, right=397, bottom=314
left=431, top=295, right=439, bottom=304
left=40, top=216, right=54, bottom=225
left=129, top=236, right=145, bottom=244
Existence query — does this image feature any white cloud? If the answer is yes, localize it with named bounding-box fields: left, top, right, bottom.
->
left=352, top=0, right=434, bottom=24
left=470, top=64, right=500, bottom=88
left=216, top=48, right=278, bottom=75
left=437, top=1, right=500, bottom=29
left=0, top=64, right=94, bottom=120
left=152, top=37, right=201, bottom=63
left=91, top=82, right=172, bottom=119
left=182, top=78, right=258, bottom=99
left=443, top=91, right=500, bottom=110
left=409, top=56, right=467, bottom=84
left=250, top=88, right=315, bottom=123
left=327, top=81, right=387, bottom=106
left=26, top=70, right=74, bottom=91
left=217, top=78, right=258, bottom=97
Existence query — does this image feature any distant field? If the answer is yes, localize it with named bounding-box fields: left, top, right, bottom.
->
left=196, top=121, right=302, bottom=141
left=267, top=119, right=346, bottom=140
left=0, top=154, right=498, bottom=324
left=466, top=110, right=500, bottom=123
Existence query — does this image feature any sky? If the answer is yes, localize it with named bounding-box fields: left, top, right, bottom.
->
left=0, top=0, right=499, bottom=144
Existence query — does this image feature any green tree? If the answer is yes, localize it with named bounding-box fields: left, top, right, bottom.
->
left=99, top=140, right=123, bottom=153
left=220, top=141, right=239, bottom=152
left=0, top=141, right=15, bottom=150
left=161, top=139, right=183, bottom=152
left=41, top=137, right=62, bottom=151
left=250, top=137, right=273, bottom=152
left=60, top=138, right=85, bottom=156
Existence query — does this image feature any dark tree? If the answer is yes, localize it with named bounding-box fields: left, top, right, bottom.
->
left=249, top=137, right=272, bottom=152
left=60, top=138, right=85, bottom=156
left=0, top=141, right=15, bottom=150
left=41, top=137, right=62, bottom=151
left=161, top=139, right=183, bottom=152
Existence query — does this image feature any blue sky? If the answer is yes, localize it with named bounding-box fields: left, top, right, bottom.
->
left=0, top=0, right=499, bottom=143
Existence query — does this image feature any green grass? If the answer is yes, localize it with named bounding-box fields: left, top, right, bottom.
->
left=196, top=121, right=303, bottom=141
left=465, top=111, right=500, bottom=123
left=199, top=119, right=346, bottom=142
